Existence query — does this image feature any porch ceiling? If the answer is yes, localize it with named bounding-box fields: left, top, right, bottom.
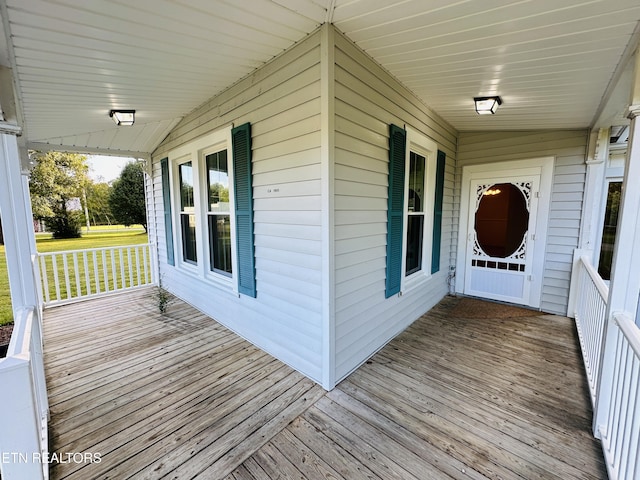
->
left=1, top=0, right=639, bottom=156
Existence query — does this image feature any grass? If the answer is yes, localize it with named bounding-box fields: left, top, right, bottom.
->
left=0, top=228, right=149, bottom=326
left=0, top=245, right=10, bottom=326
left=79, top=224, right=145, bottom=234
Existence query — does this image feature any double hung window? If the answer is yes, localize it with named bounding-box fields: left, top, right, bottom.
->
left=179, top=162, right=197, bottom=264
left=206, top=150, right=232, bottom=276
left=406, top=152, right=426, bottom=276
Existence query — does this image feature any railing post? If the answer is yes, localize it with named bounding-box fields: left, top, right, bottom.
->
left=568, top=248, right=591, bottom=318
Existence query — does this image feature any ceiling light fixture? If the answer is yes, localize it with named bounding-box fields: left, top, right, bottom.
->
left=109, top=109, right=135, bottom=126
left=474, top=96, right=502, bottom=115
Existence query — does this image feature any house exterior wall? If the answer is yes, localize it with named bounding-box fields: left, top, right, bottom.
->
left=151, top=31, right=324, bottom=383
left=457, top=130, right=589, bottom=315
left=332, top=32, right=458, bottom=382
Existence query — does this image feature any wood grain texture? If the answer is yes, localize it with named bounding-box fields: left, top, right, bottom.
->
left=45, top=290, right=605, bottom=479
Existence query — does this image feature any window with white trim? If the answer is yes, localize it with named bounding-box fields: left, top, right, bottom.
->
left=205, top=149, right=232, bottom=276
left=401, top=130, right=437, bottom=283
left=178, top=161, right=197, bottom=265
left=167, top=124, right=256, bottom=296
left=406, top=151, right=426, bottom=275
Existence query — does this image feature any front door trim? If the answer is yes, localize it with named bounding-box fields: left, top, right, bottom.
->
left=455, top=157, right=554, bottom=308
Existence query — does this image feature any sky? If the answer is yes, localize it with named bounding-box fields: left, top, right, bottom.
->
left=86, top=155, right=135, bottom=183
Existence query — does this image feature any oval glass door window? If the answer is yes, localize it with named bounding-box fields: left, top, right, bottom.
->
left=475, top=183, right=529, bottom=258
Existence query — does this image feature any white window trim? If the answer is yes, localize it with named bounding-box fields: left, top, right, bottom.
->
left=400, top=127, right=438, bottom=293
left=168, top=126, right=238, bottom=293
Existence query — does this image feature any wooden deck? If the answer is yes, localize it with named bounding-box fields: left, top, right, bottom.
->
left=43, top=289, right=606, bottom=479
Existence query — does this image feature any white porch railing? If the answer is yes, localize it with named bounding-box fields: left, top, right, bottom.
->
left=597, top=312, right=640, bottom=480
left=573, top=254, right=610, bottom=405
left=0, top=307, right=49, bottom=480
left=37, top=243, right=156, bottom=306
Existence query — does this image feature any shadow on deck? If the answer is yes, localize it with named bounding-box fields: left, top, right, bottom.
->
left=43, top=289, right=606, bottom=479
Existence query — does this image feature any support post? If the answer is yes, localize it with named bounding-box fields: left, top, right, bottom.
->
left=579, top=128, right=609, bottom=255
left=0, top=134, right=46, bottom=479
left=320, top=23, right=336, bottom=390
left=0, top=133, right=40, bottom=315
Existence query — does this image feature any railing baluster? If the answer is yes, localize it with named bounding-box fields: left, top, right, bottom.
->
left=102, top=250, right=109, bottom=292
left=93, top=250, right=100, bottom=294
left=135, top=247, right=141, bottom=286
left=62, top=254, right=72, bottom=300
left=72, top=252, right=81, bottom=297
left=83, top=250, right=91, bottom=296
left=119, top=249, right=125, bottom=289
left=607, top=334, right=624, bottom=453
left=127, top=248, right=134, bottom=288
left=143, top=246, right=149, bottom=284
left=111, top=248, right=117, bottom=290
left=39, top=255, right=51, bottom=304
left=618, top=357, right=638, bottom=479
left=51, top=255, right=61, bottom=302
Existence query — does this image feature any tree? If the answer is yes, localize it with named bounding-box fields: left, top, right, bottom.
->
left=109, top=161, right=147, bottom=231
left=85, top=182, right=113, bottom=226
left=29, top=151, right=89, bottom=238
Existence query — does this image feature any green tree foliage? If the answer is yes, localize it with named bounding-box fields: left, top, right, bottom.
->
left=85, top=182, right=113, bottom=226
left=29, top=151, right=89, bottom=238
left=109, top=162, right=147, bottom=232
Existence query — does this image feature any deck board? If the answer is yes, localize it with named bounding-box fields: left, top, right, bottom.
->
left=44, top=290, right=606, bottom=479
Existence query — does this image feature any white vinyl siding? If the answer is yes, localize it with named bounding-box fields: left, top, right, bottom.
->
left=151, top=31, right=323, bottom=383
left=333, top=31, right=457, bottom=382
left=457, top=130, right=588, bottom=315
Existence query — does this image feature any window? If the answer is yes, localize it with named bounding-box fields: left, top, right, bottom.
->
left=206, top=150, right=232, bottom=276
left=386, top=125, right=444, bottom=298
left=166, top=123, right=255, bottom=297
left=179, top=161, right=197, bottom=264
left=406, top=152, right=425, bottom=275
left=160, top=158, right=174, bottom=266
left=598, top=180, right=622, bottom=280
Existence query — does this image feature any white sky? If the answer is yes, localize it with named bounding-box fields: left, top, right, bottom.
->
left=86, top=155, right=135, bottom=183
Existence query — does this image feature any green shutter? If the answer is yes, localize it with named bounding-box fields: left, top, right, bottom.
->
left=232, top=122, right=256, bottom=297
left=386, top=124, right=406, bottom=298
left=160, top=157, right=175, bottom=266
left=431, top=150, right=446, bottom=274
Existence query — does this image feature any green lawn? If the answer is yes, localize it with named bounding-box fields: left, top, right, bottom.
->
left=1, top=228, right=149, bottom=326
left=0, top=245, right=10, bottom=326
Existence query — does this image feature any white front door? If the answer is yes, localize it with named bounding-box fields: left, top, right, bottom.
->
left=457, top=158, right=553, bottom=308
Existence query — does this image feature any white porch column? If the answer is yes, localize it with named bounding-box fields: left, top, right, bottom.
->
left=0, top=132, right=47, bottom=480
left=593, top=103, right=640, bottom=434
left=566, top=128, right=609, bottom=316
left=579, top=128, right=609, bottom=254
left=0, top=132, right=39, bottom=315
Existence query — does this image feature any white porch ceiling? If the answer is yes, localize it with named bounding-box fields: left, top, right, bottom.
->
left=1, top=0, right=639, bottom=156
